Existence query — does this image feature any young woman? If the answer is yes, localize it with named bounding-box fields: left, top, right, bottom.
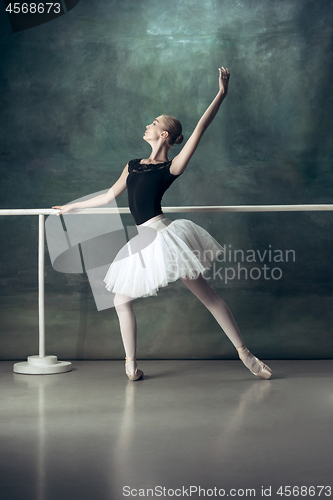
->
left=53, top=66, right=272, bottom=382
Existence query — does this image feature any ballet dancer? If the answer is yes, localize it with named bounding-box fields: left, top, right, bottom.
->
left=53, top=66, right=272, bottom=382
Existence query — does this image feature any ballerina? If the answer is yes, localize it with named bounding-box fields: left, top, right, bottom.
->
left=53, top=66, right=272, bottom=382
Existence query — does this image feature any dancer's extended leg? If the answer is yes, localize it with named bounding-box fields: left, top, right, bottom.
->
left=180, top=274, right=272, bottom=378
left=114, top=293, right=142, bottom=379
left=180, top=274, right=244, bottom=347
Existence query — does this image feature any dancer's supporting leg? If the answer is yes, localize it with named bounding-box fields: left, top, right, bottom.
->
left=180, top=274, right=272, bottom=378
left=114, top=293, right=143, bottom=380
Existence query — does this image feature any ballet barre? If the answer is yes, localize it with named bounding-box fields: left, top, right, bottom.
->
left=2, top=204, right=333, bottom=216
left=1, top=203, right=333, bottom=374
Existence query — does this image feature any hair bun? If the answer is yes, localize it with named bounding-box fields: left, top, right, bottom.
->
left=175, top=134, right=183, bottom=145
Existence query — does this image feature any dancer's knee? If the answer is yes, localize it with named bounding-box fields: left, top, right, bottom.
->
left=114, top=293, right=135, bottom=312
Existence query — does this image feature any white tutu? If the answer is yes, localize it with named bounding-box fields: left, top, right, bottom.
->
left=103, top=214, right=224, bottom=298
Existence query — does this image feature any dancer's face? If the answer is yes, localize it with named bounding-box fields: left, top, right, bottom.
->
left=143, top=116, right=168, bottom=143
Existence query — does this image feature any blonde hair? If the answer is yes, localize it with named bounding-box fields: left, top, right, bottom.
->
left=162, top=115, right=183, bottom=146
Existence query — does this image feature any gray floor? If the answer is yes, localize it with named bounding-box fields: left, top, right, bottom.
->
left=0, top=360, right=332, bottom=500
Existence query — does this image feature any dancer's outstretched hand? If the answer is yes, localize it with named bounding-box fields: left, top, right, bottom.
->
left=52, top=204, right=76, bottom=216
left=218, top=66, right=230, bottom=96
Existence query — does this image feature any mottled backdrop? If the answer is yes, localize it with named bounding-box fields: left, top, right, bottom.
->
left=1, top=0, right=333, bottom=360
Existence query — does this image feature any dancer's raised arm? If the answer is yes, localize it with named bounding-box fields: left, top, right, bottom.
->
left=170, top=66, right=230, bottom=176
left=52, top=163, right=129, bottom=215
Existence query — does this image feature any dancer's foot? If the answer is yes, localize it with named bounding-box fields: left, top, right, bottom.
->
left=125, top=357, right=144, bottom=381
left=237, top=345, right=272, bottom=380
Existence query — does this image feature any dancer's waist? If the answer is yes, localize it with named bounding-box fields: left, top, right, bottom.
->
left=137, top=214, right=166, bottom=227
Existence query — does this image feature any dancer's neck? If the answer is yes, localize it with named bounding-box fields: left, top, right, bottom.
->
left=145, top=140, right=169, bottom=164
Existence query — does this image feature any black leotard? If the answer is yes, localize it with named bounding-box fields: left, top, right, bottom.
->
left=126, top=158, right=183, bottom=225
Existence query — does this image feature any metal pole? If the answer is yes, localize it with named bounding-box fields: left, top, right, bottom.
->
left=13, top=213, right=71, bottom=374
left=39, top=214, right=45, bottom=358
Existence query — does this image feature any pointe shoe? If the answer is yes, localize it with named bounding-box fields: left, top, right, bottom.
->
left=125, top=357, right=144, bottom=381
left=238, top=347, right=272, bottom=380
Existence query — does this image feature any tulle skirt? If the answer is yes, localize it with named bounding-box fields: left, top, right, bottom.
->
left=103, top=214, right=224, bottom=298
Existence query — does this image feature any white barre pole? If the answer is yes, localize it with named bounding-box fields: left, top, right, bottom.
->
left=39, top=214, right=45, bottom=358
left=2, top=204, right=333, bottom=216
left=13, top=214, right=72, bottom=374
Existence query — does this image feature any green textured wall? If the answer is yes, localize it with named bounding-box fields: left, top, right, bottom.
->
left=1, top=0, right=333, bottom=360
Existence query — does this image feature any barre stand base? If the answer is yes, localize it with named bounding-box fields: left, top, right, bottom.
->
left=13, top=355, right=72, bottom=375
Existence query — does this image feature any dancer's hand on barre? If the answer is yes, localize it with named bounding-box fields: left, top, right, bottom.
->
left=52, top=204, right=77, bottom=216
left=218, top=66, right=230, bottom=97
